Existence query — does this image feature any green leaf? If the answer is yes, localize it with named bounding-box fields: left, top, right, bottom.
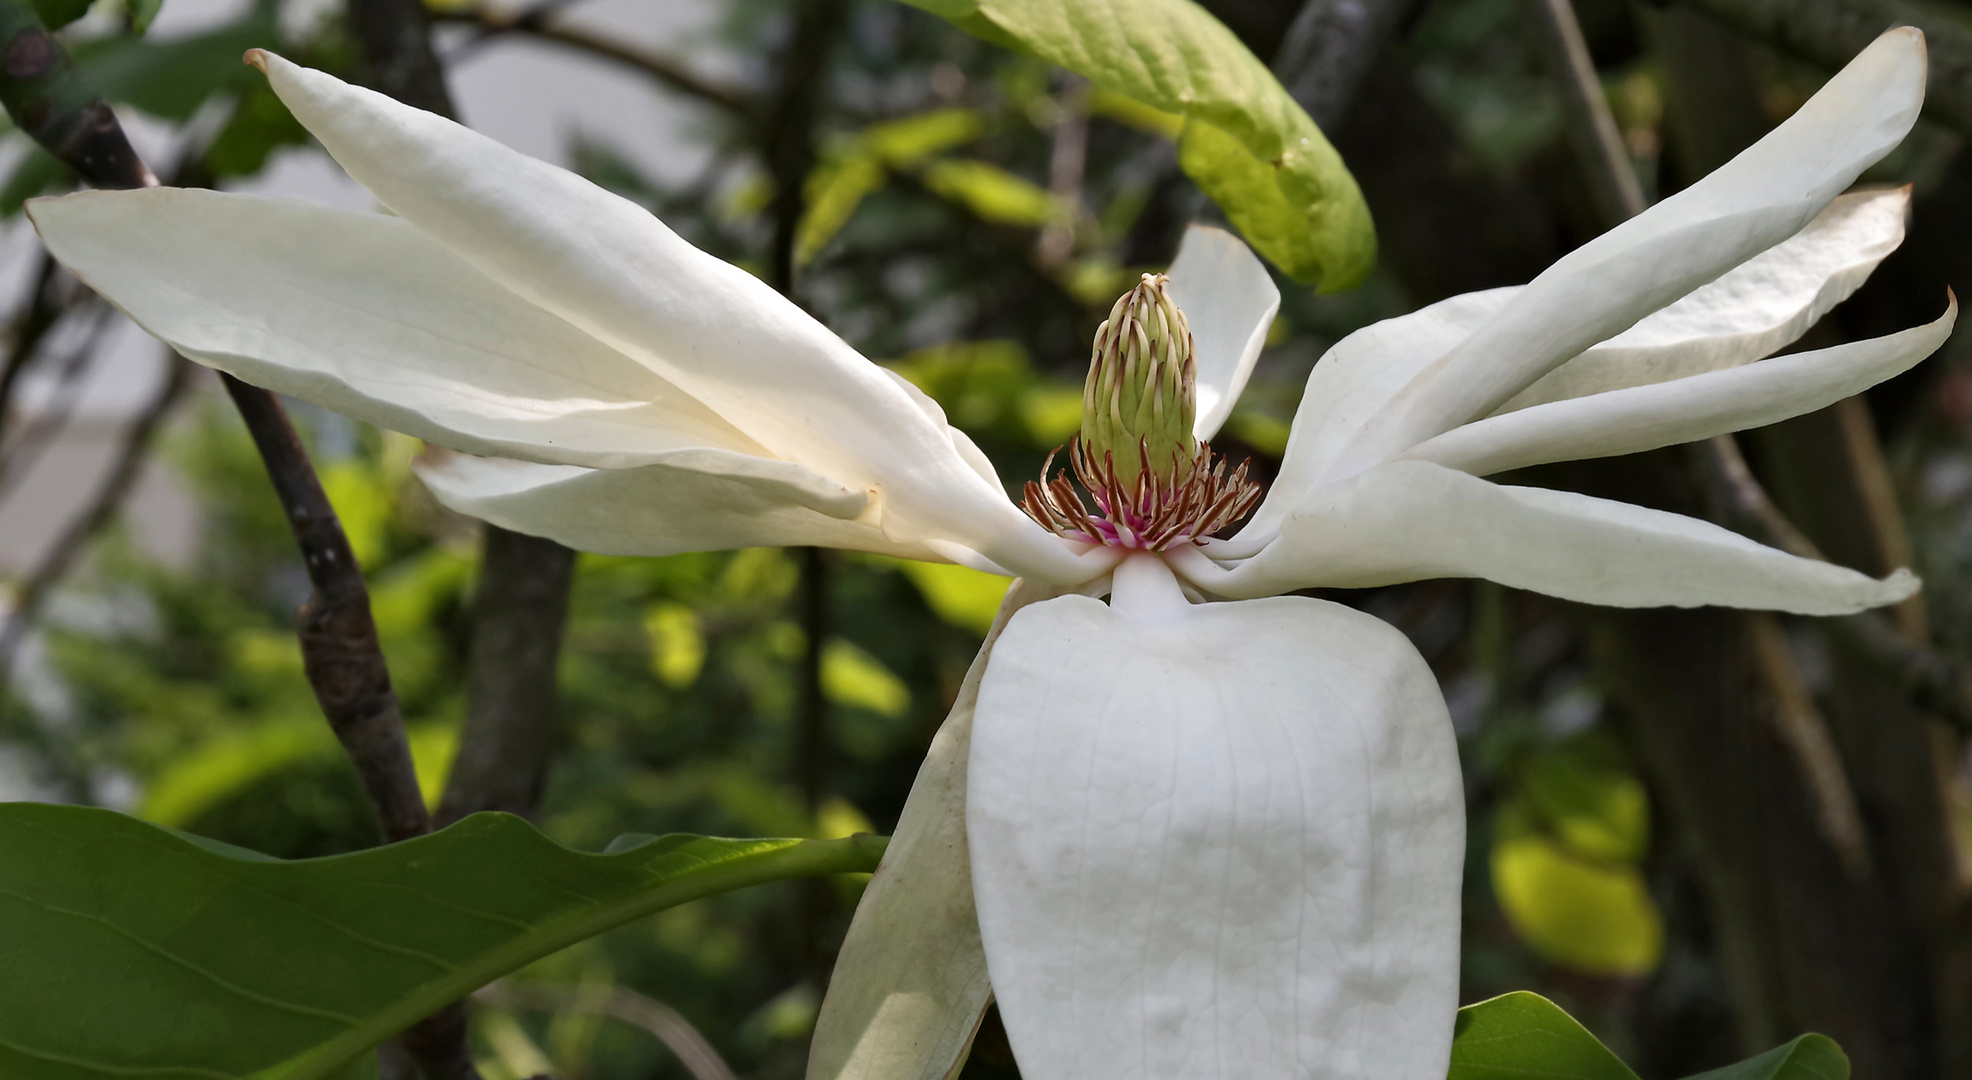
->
left=28, top=0, right=90, bottom=30
left=798, top=151, right=887, bottom=266
left=0, top=802, right=885, bottom=1080
left=72, top=14, right=273, bottom=122
left=921, top=157, right=1057, bottom=226
left=896, top=0, right=1373, bottom=288
left=1680, top=1034, right=1849, bottom=1080
left=1449, top=991, right=1639, bottom=1080
left=0, top=142, right=69, bottom=216
left=1490, top=797, right=1665, bottom=976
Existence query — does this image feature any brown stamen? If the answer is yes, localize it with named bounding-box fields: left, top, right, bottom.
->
left=1020, top=435, right=1263, bottom=551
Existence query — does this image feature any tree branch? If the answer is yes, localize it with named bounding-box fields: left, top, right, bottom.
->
left=1676, top=0, right=1972, bottom=140
left=436, top=527, right=576, bottom=825
left=432, top=8, right=755, bottom=116
left=0, top=353, right=188, bottom=702
left=1272, top=0, right=1422, bottom=129
left=221, top=375, right=432, bottom=842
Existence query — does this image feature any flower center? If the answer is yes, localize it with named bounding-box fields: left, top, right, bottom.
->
left=1019, top=272, right=1263, bottom=550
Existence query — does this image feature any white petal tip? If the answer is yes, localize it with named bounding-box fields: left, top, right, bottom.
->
left=1881, top=567, right=1922, bottom=603
left=243, top=48, right=269, bottom=72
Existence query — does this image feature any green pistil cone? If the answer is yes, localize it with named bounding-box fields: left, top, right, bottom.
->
left=1083, top=273, right=1199, bottom=489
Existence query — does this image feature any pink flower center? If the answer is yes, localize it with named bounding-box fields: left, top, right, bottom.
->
left=1020, top=438, right=1263, bottom=551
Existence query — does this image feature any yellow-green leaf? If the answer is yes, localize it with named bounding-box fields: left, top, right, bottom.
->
left=822, top=639, right=912, bottom=718
left=897, top=0, right=1373, bottom=288
left=1491, top=796, right=1665, bottom=976
left=922, top=158, right=1059, bottom=226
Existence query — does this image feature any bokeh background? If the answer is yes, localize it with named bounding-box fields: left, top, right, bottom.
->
left=3, top=0, right=1972, bottom=1077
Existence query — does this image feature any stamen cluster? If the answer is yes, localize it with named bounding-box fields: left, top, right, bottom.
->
left=1021, top=437, right=1262, bottom=550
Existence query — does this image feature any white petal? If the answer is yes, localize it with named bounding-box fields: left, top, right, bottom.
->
left=809, top=580, right=1057, bottom=1080
left=1405, top=298, right=1955, bottom=476
left=1328, top=28, right=1925, bottom=476
left=969, top=556, right=1464, bottom=1080
left=1217, top=460, right=1916, bottom=614
left=1244, top=187, right=1917, bottom=550
left=27, top=189, right=760, bottom=468
left=1164, top=225, right=1279, bottom=441
left=413, top=453, right=934, bottom=559
left=1502, top=187, right=1912, bottom=410
left=250, top=52, right=1092, bottom=585
left=1239, top=288, right=1517, bottom=545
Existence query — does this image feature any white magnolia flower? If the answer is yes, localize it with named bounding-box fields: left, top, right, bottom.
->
left=25, top=28, right=1948, bottom=1080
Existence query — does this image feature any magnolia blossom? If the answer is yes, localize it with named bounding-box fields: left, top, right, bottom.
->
left=25, top=28, right=1949, bottom=1080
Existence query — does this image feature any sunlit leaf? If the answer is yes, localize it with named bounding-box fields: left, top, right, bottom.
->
left=0, top=803, right=884, bottom=1080
left=921, top=157, right=1058, bottom=227
left=1020, top=385, right=1085, bottom=444
left=870, top=555, right=1012, bottom=635
left=864, top=107, right=985, bottom=166
left=797, top=151, right=886, bottom=266
left=1491, top=796, right=1664, bottom=977
left=1524, top=735, right=1651, bottom=864
left=643, top=600, right=707, bottom=688
left=139, top=719, right=335, bottom=827
left=1449, top=991, right=1639, bottom=1080
left=794, top=108, right=984, bottom=264
left=897, top=0, right=1373, bottom=288
left=319, top=460, right=392, bottom=569
left=822, top=639, right=911, bottom=718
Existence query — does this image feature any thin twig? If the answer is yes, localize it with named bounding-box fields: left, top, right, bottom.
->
left=1525, top=0, right=1647, bottom=223
left=0, top=253, right=74, bottom=445
left=222, top=376, right=431, bottom=842
left=0, top=354, right=189, bottom=700
left=431, top=8, right=755, bottom=116
left=477, top=982, right=739, bottom=1080
left=0, top=300, right=115, bottom=490
left=1703, top=432, right=1826, bottom=561
left=1746, top=612, right=1875, bottom=878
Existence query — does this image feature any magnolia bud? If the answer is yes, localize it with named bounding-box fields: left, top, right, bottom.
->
left=1082, top=273, right=1199, bottom=489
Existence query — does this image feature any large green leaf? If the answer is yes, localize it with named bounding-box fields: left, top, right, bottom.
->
left=897, top=0, right=1373, bottom=289
left=1449, top=993, right=1848, bottom=1080
left=1449, top=992, right=1639, bottom=1080
left=1682, top=1035, right=1849, bottom=1080
left=0, top=802, right=885, bottom=1080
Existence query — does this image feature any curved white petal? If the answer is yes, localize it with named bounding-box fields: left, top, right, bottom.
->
left=1501, top=187, right=1912, bottom=410
left=1243, top=288, right=1517, bottom=543
left=1218, top=460, right=1916, bottom=614
left=1406, top=299, right=1955, bottom=476
left=1164, top=225, right=1279, bottom=440
left=27, top=188, right=761, bottom=468
left=968, top=556, right=1464, bottom=1080
left=808, top=580, right=1056, bottom=1080
left=1260, top=187, right=1911, bottom=522
left=1326, top=28, right=1925, bottom=476
left=250, top=52, right=1092, bottom=585
left=414, top=452, right=942, bottom=559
